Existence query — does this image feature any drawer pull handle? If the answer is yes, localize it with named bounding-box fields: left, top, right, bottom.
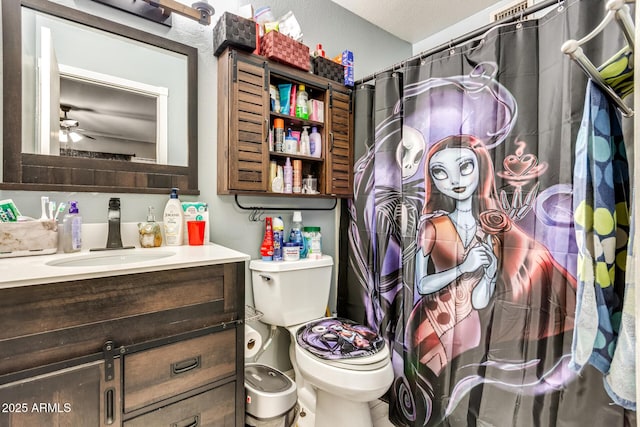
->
left=171, top=414, right=199, bottom=427
left=105, top=388, right=114, bottom=425
left=171, top=356, right=201, bottom=375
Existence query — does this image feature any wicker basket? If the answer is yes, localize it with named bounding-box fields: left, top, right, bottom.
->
left=312, top=56, right=344, bottom=84
left=213, top=12, right=256, bottom=57
left=260, top=31, right=310, bottom=71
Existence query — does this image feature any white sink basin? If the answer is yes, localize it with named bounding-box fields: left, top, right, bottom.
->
left=46, top=250, right=176, bottom=267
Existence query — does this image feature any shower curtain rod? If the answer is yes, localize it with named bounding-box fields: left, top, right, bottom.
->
left=355, top=0, right=561, bottom=85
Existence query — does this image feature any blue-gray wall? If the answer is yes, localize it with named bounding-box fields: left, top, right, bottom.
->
left=0, top=0, right=410, bottom=370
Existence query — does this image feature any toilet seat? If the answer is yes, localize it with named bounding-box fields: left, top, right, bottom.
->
left=292, top=317, right=389, bottom=371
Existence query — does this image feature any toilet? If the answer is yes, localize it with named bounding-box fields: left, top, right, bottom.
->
left=250, top=255, right=394, bottom=427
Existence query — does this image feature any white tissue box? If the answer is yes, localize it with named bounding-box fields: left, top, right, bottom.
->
left=0, top=220, right=58, bottom=258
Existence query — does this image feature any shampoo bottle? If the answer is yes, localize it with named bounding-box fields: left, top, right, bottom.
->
left=309, top=126, right=322, bottom=158
left=163, top=188, right=184, bottom=246
left=62, top=201, right=82, bottom=253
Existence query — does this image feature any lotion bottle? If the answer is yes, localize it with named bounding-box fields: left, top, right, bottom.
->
left=163, top=188, right=184, bottom=246
left=309, top=126, right=322, bottom=158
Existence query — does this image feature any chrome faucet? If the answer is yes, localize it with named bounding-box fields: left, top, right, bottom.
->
left=106, top=198, right=124, bottom=249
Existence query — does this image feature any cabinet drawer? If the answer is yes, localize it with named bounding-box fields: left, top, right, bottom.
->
left=124, top=382, right=236, bottom=427
left=124, top=329, right=236, bottom=412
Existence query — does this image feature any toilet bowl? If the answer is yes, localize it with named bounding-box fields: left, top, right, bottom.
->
left=250, top=256, right=393, bottom=427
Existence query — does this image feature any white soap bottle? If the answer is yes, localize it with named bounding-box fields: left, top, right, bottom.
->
left=163, top=188, right=184, bottom=246
left=300, top=126, right=310, bottom=155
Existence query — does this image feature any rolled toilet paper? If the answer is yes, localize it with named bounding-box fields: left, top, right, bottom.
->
left=244, top=325, right=262, bottom=359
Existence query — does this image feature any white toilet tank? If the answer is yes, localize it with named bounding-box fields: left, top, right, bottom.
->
left=250, top=255, right=333, bottom=327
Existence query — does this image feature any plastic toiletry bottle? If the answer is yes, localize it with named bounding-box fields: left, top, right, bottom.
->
left=296, top=84, right=309, bottom=120
left=138, top=206, right=163, bottom=248
left=163, top=188, right=184, bottom=246
left=260, top=217, right=274, bottom=261
left=314, top=43, right=326, bottom=58
left=283, top=157, right=293, bottom=194
left=62, top=201, right=82, bottom=253
left=284, top=129, right=297, bottom=154
left=272, top=216, right=285, bottom=261
left=300, top=126, right=310, bottom=155
left=274, top=118, right=284, bottom=152
left=309, top=126, right=322, bottom=158
left=303, top=226, right=322, bottom=259
left=292, top=160, right=302, bottom=194
left=272, top=165, right=284, bottom=193
left=289, top=211, right=307, bottom=258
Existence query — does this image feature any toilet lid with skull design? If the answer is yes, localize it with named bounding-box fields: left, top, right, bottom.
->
left=296, top=317, right=385, bottom=360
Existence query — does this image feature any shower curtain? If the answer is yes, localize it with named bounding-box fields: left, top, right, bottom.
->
left=340, top=0, right=635, bottom=425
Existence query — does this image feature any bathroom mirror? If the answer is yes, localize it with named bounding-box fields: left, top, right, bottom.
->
left=2, top=0, right=199, bottom=194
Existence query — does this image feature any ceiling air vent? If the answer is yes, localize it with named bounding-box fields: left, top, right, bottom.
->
left=490, top=0, right=533, bottom=22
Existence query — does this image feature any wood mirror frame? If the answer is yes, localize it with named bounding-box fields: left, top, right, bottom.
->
left=2, top=0, right=199, bottom=194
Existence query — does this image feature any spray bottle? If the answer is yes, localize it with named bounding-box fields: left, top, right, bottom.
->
left=260, top=217, right=274, bottom=261
left=272, top=216, right=285, bottom=261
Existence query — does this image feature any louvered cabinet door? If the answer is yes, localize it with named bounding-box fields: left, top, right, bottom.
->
left=325, top=89, right=353, bottom=196
left=218, top=50, right=269, bottom=193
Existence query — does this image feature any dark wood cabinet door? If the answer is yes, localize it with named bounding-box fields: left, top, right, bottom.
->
left=0, top=359, right=121, bottom=427
left=218, top=51, right=270, bottom=192
left=326, top=89, right=353, bottom=196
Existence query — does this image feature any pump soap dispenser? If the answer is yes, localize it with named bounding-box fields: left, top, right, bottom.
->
left=139, top=206, right=163, bottom=248
left=163, top=188, right=184, bottom=246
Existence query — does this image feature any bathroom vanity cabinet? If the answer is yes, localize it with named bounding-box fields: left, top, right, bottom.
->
left=0, top=251, right=247, bottom=427
left=217, top=48, right=353, bottom=197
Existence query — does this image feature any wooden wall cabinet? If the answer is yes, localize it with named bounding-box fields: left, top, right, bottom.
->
left=218, top=48, right=354, bottom=197
left=0, top=262, right=245, bottom=427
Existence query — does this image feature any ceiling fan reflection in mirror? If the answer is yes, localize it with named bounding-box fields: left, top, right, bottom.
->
left=59, top=104, right=95, bottom=144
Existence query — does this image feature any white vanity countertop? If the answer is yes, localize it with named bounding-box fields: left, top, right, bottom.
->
left=0, top=244, right=250, bottom=289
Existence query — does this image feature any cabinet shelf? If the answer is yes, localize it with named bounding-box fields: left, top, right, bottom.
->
left=270, top=111, right=324, bottom=128
left=269, top=151, right=324, bottom=162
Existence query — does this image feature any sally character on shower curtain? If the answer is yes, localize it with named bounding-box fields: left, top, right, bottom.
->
left=397, top=65, right=579, bottom=423
left=408, top=134, right=577, bottom=379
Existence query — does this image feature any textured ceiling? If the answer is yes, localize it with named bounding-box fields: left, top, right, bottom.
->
left=330, top=0, right=502, bottom=43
